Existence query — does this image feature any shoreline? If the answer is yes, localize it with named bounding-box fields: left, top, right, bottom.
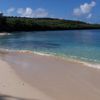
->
left=0, top=48, right=100, bottom=69
left=1, top=28, right=100, bottom=33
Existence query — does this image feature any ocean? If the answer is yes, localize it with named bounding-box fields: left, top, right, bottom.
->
left=0, top=30, right=100, bottom=66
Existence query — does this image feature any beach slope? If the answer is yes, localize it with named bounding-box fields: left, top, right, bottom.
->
left=0, top=51, right=100, bottom=100
left=0, top=59, right=53, bottom=100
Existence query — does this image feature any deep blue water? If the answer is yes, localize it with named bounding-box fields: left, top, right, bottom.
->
left=0, top=30, right=100, bottom=64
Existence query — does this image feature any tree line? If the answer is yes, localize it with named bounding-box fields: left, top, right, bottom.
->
left=0, top=16, right=100, bottom=32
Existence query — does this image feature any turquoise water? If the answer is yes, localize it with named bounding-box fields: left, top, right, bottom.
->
left=0, top=30, right=100, bottom=64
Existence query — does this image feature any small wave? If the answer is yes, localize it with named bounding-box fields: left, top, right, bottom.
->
left=33, top=51, right=54, bottom=56
left=82, top=62, right=100, bottom=69
left=0, top=48, right=55, bottom=57
left=64, top=56, right=100, bottom=69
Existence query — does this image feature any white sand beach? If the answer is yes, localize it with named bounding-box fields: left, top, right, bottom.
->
left=0, top=59, right=53, bottom=100
left=0, top=51, right=100, bottom=100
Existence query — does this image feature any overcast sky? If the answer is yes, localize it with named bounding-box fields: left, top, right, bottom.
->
left=0, top=0, right=99, bottom=23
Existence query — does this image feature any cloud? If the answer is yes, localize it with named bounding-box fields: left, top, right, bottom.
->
left=17, top=7, right=33, bottom=17
left=73, top=1, right=96, bottom=17
left=87, top=13, right=92, bottom=19
left=6, top=7, right=15, bottom=15
left=17, top=7, right=48, bottom=18
left=32, top=8, right=48, bottom=17
left=3, top=7, right=50, bottom=18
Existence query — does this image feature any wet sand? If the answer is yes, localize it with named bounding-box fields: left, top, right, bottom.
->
left=1, top=51, right=100, bottom=100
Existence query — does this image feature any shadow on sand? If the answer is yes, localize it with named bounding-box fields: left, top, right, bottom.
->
left=0, top=95, right=38, bottom=100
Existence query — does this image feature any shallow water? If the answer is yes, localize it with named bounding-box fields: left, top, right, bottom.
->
left=0, top=30, right=100, bottom=64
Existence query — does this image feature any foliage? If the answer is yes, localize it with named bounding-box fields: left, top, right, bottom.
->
left=0, top=16, right=100, bottom=32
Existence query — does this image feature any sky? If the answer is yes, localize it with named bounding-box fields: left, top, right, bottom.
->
left=0, top=0, right=99, bottom=23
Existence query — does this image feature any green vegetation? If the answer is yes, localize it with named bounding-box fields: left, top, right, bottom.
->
left=0, top=16, right=100, bottom=32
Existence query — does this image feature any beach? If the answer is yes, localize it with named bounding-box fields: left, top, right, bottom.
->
left=0, top=51, right=100, bottom=100
left=0, top=52, right=53, bottom=100
left=0, top=0, right=99, bottom=99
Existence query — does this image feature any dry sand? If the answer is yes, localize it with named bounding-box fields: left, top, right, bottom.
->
left=0, top=51, right=100, bottom=100
left=0, top=59, right=53, bottom=100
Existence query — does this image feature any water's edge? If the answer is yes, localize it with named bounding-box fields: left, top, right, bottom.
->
left=0, top=48, right=100, bottom=69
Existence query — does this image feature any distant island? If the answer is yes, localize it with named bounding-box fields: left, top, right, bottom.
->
left=0, top=13, right=100, bottom=32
